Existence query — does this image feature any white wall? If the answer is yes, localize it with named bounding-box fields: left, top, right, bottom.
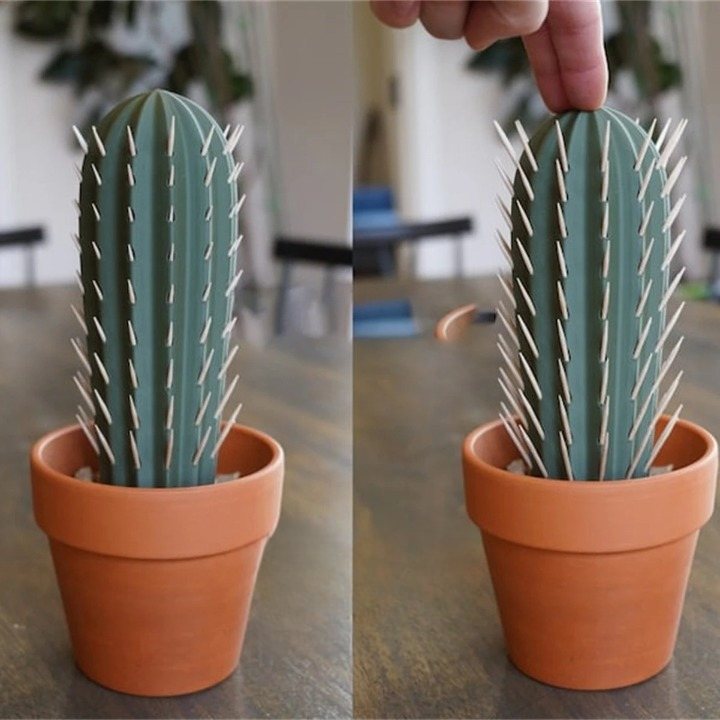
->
left=0, top=1, right=351, bottom=290
left=0, top=6, right=79, bottom=288
left=267, top=1, right=352, bottom=245
left=392, top=25, right=508, bottom=279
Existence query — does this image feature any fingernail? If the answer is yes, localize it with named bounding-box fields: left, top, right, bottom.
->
left=389, top=0, right=419, bottom=18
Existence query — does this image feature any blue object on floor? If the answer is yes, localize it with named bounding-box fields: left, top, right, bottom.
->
left=353, top=299, right=419, bottom=338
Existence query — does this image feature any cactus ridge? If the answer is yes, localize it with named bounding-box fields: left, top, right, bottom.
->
left=496, top=109, right=687, bottom=480
left=74, top=90, right=243, bottom=487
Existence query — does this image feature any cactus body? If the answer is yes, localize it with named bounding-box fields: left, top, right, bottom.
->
left=77, top=90, right=241, bottom=487
left=501, top=109, right=685, bottom=480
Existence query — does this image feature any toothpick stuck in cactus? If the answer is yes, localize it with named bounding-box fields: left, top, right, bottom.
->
left=72, top=90, right=244, bottom=487
left=495, top=109, right=688, bottom=481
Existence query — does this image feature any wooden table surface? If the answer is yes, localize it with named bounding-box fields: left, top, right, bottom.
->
left=0, top=285, right=351, bottom=719
left=354, top=276, right=720, bottom=719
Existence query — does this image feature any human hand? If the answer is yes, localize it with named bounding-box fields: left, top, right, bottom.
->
left=369, top=0, right=608, bottom=112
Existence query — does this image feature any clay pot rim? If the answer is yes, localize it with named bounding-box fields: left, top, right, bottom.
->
left=31, top=423, right=284, bottom=559
left=30, top=422, right=282, bottom=496
left=464, top=415, right=716, bottom=490
left=463, top=415, right=718, bottom=553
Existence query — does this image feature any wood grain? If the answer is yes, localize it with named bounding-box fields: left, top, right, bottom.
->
left=353, top=276, right=720, bottom=719
left=0, top=285, right=351, bottom=719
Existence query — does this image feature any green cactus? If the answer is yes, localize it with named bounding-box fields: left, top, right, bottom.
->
left=72, top=90, right=244, bottom=487
left=496, top=109, right=687, bottom=480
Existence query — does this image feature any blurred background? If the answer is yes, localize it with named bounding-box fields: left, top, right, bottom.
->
left=0, top=0, right=352, bottom=340
left=353, top=0, right=720, bottom=308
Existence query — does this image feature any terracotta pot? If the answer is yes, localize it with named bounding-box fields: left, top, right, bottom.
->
left=463, top=415, right=718, bottom=690
left=30, top=423, right=283, bottom=697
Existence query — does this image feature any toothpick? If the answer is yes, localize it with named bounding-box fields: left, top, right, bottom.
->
left=71, top=337, right=91, bottom=375
left=660, top=267, right=686, bottom=310
left=518, top=388, right=545, bottom=441
left=654, top=118, right=672, bottom=154
left=71, top=304, right=87, bottom=335
left=165, top=395, right=174, bottom=429
left=493, top=120, right=517, bottom=165
left=192, top=425, right=213, bottom=465
left=498, top=342, right=523, bottom=389
left=224, top=124, right=244, bottom=155
left=73, top=373, right=94, bottom=412
left=555, top=120, right=569, bottom=173
left=645, top=404, right=683, bottom=469
left=229, top=194, right=246, bottom=218
left=195, top=391, right=213, bottom=426
left=496, top=196, right=512, bottom=230
left=517, top=315, right=540, bottom=359
left=167, top=116, right=176, bottom=157
left=515, top=236, right=534, bottom=275
left=201, top=127, right=214, bottom=156
left=495, top=159, right=513, bottom=195
left=91, top=203, right=101, bottom=221
left=601, top=120, right=611, bottom=172
left=211, top=402, right=244, bottom=458
left=226, top=268, right=244, bottom=297
left=127, top=319, right=137, bottom=346
left=197, top=349, right=215, bottom=386
left=514, top=119, right=538, bottom=172
left=636, top=279, right=653, bottom=317
left=95, top=425, right=116, bottom=465
left=126, top=125, right=137, bottom=157
left=634, top=118, right=657, bottom=170
left=557, top=280, right=569, bottom=320
left=91, top=163, right=102, bottom=186
left=598, top=431, right=610, bottom=482
left=556, top=240, right=568, bottom=278
left=662, top=194, right=686, bottom=234
left=202, top=282, right=212, bottom=303
left=205, top=206, right=213, bottom=221
left=92, top=280, right=103, bottom=302
left=204, top=157, right=217, bottom=187
left=129, top=394, right=140, bottom=430
left=601, top=203, right=609, bottom=239
left=128, top=358, right=138, bottom=389
left=516, top=277, right=536, bottom=317
left=559, top=431, right=574, bottom=480
left=555, top=159, right=567, bottom=203
left=93, top=316, right=107, bottom=344
left=556, top=203, right=567, bottom=239
left=495, top=230, right=512, bottom=266
left=498, top=374, right=525, bottom=422
left=556, top=318, right=570, bottom=363
left=518, top=351, right=542, bottom=399
left=516, top=200, right=534, bottom=237
left=558, top=395, right=572, bottom=445
left=218, top=344, right=239, bottom=381
left=600, top=319, right=609, bottom=362
left=637, top=158, right=656, bottom=202
left=164, top=429, right=174, bottom=470
left=76, top=413, right=99, bottom=454
left=662, top=156, right=687, bottom=198
left=662, top=230, right=686, bottom=271
left=222, top=316, right=238, bottom=339
left=518, top=423, right=549, bottom=478
left=228, top=161, right=244, bottom=184
left=558, top=359, right=571, bottom=405
left=72, top=125, right=89, bottom=154
left=199, top=317, right=212, bottom=344
left=93, top=352, right=109, bottom=384
left=497, top=273, right=515, bottom=309
left=168, top=165, right=175, bottom=187
left=90, top=126, right=106, bottom=157
left=633, top=317, right=653, bottom=359
left=658, top=118, right=688, bottom=169
left=638, top=237, right=655, bottom=275
left=498, top=407, right=532, bottom=468
left=166, top=358, right=174, bottom=389
left=93, top=389, right=112, bottom=425
left=168, top=205, right=175, bottom=223
left=631, top=353, right=653, bottom=402
left=129, top=431, right=141, bottom=470
left=127, top=206, right=135, bottom=223
left=166, top=320, right=174, bottom=347
left=639, top=202, right=654, bottom=237
left=215, top=374, right=239, bottom=419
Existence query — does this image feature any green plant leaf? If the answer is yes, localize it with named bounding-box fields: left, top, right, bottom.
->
left=13, top=0, right=76, bottom=39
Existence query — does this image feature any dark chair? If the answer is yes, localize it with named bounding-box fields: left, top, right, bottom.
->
left=272, top=237, right=352, bottom=335
left=0, top=226, right=45, bottom=286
